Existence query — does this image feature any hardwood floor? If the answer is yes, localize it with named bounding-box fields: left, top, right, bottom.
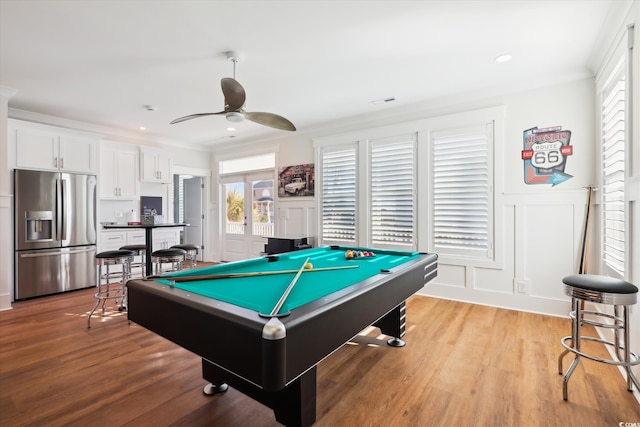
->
left=1, top=287, right=639, bottom=426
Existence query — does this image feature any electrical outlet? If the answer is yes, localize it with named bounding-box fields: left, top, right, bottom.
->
left=516, top=280, right=529, bottom=294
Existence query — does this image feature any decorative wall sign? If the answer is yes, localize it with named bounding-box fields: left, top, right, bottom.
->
left=521, top=126, right=573, bottom=186
left=278, top=163, right=315, bottom=197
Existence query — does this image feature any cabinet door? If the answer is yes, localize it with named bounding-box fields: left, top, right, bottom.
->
left=99, top=149, right=118, bottom=198
left=156, top=151, right=173, bottom=183
left=140, top=148, right=173, bottom=183
left=116, top=150, right=139, bottom=199
left=100, top=147, right=139, bottom=200
left=59, top=134, right=96, bottom=173
left=99, top=231, right=127, bottom=252
left=140, top=149, right=158, bottom=182
left=153, top=229, right=180, bottom=250
left=15, top=128, right=58, bottom=171
left=127, top=231, right=146, bottom=245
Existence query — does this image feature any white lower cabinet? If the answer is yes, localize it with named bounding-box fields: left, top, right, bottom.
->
left=151, top=229, right=180, bottom=251
left=98, top=231, right=127, bottom=252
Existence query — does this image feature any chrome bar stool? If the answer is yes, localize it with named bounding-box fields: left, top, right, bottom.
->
left=152, top=248, right=187, bottom=275
left=558, top=274, right=640, bottom=400
left=88, top=249, right=135, bottom=328
left=120, top=244, right=146, bottom=278
left=170, top=244, right=199, bottom=269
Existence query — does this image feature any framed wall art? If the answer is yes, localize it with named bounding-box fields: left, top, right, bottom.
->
left=278, top=163, right=315, bottom=197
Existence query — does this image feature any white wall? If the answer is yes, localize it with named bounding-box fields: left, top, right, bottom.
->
left=0, top=87, right=18, bottom=311
left=424, top=78, right=595, bottom=316
left=221, top=78, right=594, bottom=318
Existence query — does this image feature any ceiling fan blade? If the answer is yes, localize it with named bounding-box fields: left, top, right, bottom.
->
left=170, top=111, right=225, bottom=125
left=244, top=112, right=296, bottom=131
left=221, top=78, right=246, bottom=112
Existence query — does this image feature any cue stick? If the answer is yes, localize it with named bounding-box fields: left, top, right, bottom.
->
left=579, top=186, right=594, bottom=275
left=144, top=264, right=359, bottom=282
left=269, top=257, right=309, bottom=316
left=578, top=186, right=594, bottom=314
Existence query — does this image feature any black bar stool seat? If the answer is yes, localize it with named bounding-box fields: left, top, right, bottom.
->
left=152, top=248, right=187, bottom=275
left=88, top=249, right=135, bottom=328
left=171, top=244, right=199, bottom=269
left=120, top=244, right=146, bottom=278
left=558, top=274, right=639, bottom=400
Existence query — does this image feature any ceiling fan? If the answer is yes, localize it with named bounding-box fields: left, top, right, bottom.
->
left=170, top=52, right=296, bottom=131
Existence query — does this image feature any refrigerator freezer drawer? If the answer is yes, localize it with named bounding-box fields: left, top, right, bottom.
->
left=15, top=246, right=96, bottom=300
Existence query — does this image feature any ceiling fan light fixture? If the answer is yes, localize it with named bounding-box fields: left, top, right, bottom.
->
left=226, top=111, right=245, bottom=123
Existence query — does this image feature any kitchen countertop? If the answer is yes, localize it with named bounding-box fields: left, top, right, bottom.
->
left=102, top=223, right=188, bottom=229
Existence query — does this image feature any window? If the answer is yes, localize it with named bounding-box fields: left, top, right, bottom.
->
left=431, top=124, right=493, bottom=259
left=600, top=62, right=626, bottom=278
left=321, top=147, right=357, bottom=243
left=316, top=107, right=500, bottom=263
left=370, top=135, right=416, bottom=248
left=219, top=153, right=275, bottom=174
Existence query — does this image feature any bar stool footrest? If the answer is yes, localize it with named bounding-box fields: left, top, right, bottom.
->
left=560, top=335, right=640, bottom=366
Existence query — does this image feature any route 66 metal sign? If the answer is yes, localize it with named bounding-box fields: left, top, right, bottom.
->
left=522, top=126, right=573, bottom=186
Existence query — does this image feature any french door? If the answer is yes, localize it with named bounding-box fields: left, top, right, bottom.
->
left=221, top=171, right=275, bottom=261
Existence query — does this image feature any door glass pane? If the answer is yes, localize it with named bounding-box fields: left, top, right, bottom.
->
left=252, top=179, right=274, bottom=237
left=225, top=182, right=245, bottom=235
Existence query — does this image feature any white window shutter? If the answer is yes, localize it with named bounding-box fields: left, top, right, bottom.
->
left=321, top=147, right=357, bottom=243
left=370, top=136, right=416, bottom=248
left=432, top=124, right=492, bottom=258
left=601, top=75, right=625, bottom=277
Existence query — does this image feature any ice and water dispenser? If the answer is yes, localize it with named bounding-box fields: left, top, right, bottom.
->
left=25, top=211, right=53, bottom=242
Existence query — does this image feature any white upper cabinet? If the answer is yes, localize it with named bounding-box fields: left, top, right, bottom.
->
left=11, top=120, right=99, bottom=174
left=140, top=147, right=172, bottom=183
left=100, top=143, right=139, bottom=200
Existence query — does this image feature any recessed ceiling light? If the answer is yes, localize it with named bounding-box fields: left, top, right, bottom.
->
left=139, top=126, right=146, bottom=131
left=227, top=127, right=236, bottom=131
left=494, top=54, right=512, bottom=63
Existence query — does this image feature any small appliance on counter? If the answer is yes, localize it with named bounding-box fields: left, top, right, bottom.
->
left=141, top=214, right=164, bottom=225
left=127, top=209, right=141, bottom=225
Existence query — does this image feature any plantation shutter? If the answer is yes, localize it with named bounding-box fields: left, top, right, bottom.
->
left=432, top=124, right=492, bottom=258
left=370, top=136, right=415, bottom=248
left=601, top=73, right=625, bottom=277
left=321, top=147, right=357, bottom=243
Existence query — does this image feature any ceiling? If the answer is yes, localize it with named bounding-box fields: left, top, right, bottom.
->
left=0, top=0, right=630, bottom=148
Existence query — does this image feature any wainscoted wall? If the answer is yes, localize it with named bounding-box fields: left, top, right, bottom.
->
left=276, top=200, right=316, bottom=245
left=420, top=190, right=588, bottom=317
left=0, top=194, right=12, bottom=310
left=0, top=87, right=18, bottom=311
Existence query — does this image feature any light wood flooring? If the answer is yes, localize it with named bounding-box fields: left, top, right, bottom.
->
left=1, top=284, right=639, bottom=426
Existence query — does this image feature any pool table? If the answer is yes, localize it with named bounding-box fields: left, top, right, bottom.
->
left=127, top=245, right=438, bottom=427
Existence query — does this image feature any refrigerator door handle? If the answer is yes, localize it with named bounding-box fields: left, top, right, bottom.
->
left=59, top=178, right=68, bottom=241
left=17, top=246, right=97, bottom=258
left=56, top=178, right=63, bottom=241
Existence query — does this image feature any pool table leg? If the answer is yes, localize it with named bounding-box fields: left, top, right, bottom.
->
left=203, top=382, right=229, bottom=395
left=202, top=359, right=317, bottom=427
left=372, top=301, right=407, bottom=347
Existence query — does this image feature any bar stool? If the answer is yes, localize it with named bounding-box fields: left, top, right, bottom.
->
left=120, top=244, right=146, bottom=278
left=170, top=244, right=200, bottom=269
left=88, top=249, right=135, bottom=328
left=152, top=248, right=187, bottom=275
left=558, top=274, right=640, bottom=400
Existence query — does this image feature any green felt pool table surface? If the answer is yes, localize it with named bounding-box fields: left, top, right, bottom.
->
left=154, top=246, right=422, bottom=314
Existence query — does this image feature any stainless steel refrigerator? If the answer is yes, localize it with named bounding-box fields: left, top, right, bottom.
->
left=14, top=169, right=97, bottom=299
